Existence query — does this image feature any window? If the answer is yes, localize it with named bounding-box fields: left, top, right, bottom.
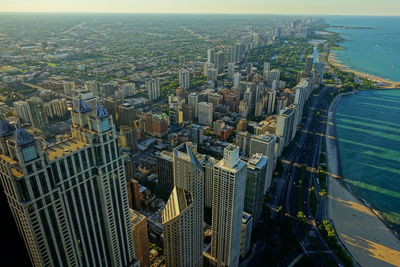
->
left=22, top=146, right=37, bottom=162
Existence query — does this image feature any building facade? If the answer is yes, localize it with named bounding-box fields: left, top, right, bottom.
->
left=0, top=101, right=136, bottom=267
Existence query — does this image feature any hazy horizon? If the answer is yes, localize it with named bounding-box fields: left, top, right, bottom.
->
left=1, top=0, right=399, bottom=16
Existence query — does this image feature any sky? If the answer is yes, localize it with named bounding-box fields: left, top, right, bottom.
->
left=1, top=0, right=399, bottom=16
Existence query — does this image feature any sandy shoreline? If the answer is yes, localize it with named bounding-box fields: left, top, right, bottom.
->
left=325, top=92, right=400, bottom=267
left=328, top=52, right=400, bottom=89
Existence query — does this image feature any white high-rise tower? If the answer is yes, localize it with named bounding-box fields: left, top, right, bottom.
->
left=210, top=145, right=246, bottom=267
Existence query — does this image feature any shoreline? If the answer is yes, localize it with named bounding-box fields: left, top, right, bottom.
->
left=325, top=91, right=400, bottom=266
left=328, top=52, right=400, bottom=89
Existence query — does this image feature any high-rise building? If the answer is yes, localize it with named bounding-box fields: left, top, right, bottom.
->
left=276, top=107, right=296, bottom=148
left=240, top=213, right=253, bottom=259
left=245, top=153, right=268, bottom=225
left=169, top=108, right=183, bottom=126
left=179, top=69, right=190, bottom=90
left=214, top=51, right=225, bottom=73
left=0, top=101, right=136, bottom=267
left=63, top=81, right=75, bottom=95
left=207, top=68, right=218, bottom=82
left=119, top=126, right=138, bottom=152
left=156, top=151, right=174, bottom=200
left=182, top=104, right=193, bottom=122
left=151, top=113, right=169, bottom=138
left=43, top=99, right=68, bottom=119
left=233, top=73, right=241, bottom=88
left=188, top=92, right=199, bottom=118
left=190, top=124, right=204, bottom=146
left=305, top=55, right=314, bottom=73
left=207, top=92, right=223, bottom=107
left=265, top=69, right=281, bottom=88
left=130, top=210, right=150, bottom=267
left=235, top=131, right=251, bottom=157
left=27, top=97, right=48, bottom=130
left=118, top=103, right=137, bottom=128
left=249, top=134, right=276, bottom=192
left=146, top=78, right=160, bottom=100
left=228, top=63, right=236, bottom=78
left=210, top=145, right=246, bottom=267
left=207, top=48, right=215, bottom=64
left=13, top=100, right=31, bottom=123
left=198, top=102, right=213, bottom=126
left=162, top=143, right=204, bottom=267
left=266, top=91, right=276, bottom=115
left=263, top=62, right=271, bottom=73
left=197, top=154, right=217, bottom=209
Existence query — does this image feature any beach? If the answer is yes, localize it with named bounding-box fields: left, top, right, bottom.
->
left=328, top=52, right=400, bottom=89
left=326, top=92, right=400, bottom=267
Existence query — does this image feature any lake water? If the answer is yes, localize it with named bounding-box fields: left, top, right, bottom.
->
left=335, top=89, right=400, bottom=226
left=325, top=16, right=400, bottom=82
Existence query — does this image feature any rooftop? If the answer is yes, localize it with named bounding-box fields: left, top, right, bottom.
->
left=46, top=138, right=89, bottom=161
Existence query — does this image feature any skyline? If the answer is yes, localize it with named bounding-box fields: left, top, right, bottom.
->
left=1, top=0, right=400, bottom=16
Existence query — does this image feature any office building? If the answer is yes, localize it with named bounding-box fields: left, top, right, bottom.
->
left=146, top=79, right=160, bottom=100
left=13, top=100, right=31, bottom=123
left=236, top=131, right=251, bottom=157
left=198, top=102, right=213, bottom=126
left=27, top=97, right=48, bottom=130
left=305, top=56, right=314, bottom=73
left=240, top=213, right=253, bottom=259
left=156, top=151, right=174, bottom=200
left=130, top=210, right=150, bottom=267
left=276, top=107, right=296, bottom=148
left=179, top=69, right=190, bottom=90
left=207, top=48, right=215, bottom=64
left=245, top=154, right=267, bottom=225
left=162, top=143, right=204, bottom=267
left=151, top=113, right=169, bottom=138
left=263, top=62, right=271, bottom=73
left=207, top=68, right=218, bottom=82
left=228, top=63, right=235, bottom=78
left=208, top=92, right=223, bottom=107
left=233, top=73, right=241, bottom=88
left=0, top=101, right=136, bottom=267
left=214, top=51, right=225, bottom=73
left=190, top=124, right=204, bottom=146
left=249, top=134, right=276, bottom=192
left=197, top=154, right=217, bottom=209
left=188, top=92, right=199, bottom=118
left=210, top=145, right=246, bottom=267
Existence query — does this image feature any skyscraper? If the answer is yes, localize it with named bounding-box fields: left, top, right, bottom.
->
left=179, top=69, right=190, bottom=90
left=27, top=97, right=48, bottom=130
left=207, top=48, right=215, bottom=64
left=276, top=107, right=296, bottom=148
left=305, top=55, right=314, bottom=73
left=249, top=134, right=276, bottom=192
left=146, top=78, right=160, bottom=100
left=214, top=51, right=225, bottom=73
left=227, top=63, right=235, bottom=78
left=233, top=73, right=241, bottom=88
left=13, top=100, right=31, bottom=123
left=190, top=124, right=204, bottom=146
left=188, top=92, right=199, bottom=118
left=162, top=143, right=204, bottom=267
left=156, top=151, right=174, bottom=200
left=210, top=145, right=246, bottom=267
left=130, top=210, right=150, bottom=267
left=245, top=153, right=268, bottom=225
left=198, top=102, right=213, bottom=126
left=0, top=101, right=136, bottom=267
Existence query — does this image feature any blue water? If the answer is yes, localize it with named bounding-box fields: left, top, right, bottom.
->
left=336, top=89, right=400, bottom=226
left=325, top=16, right=400, bottom=82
